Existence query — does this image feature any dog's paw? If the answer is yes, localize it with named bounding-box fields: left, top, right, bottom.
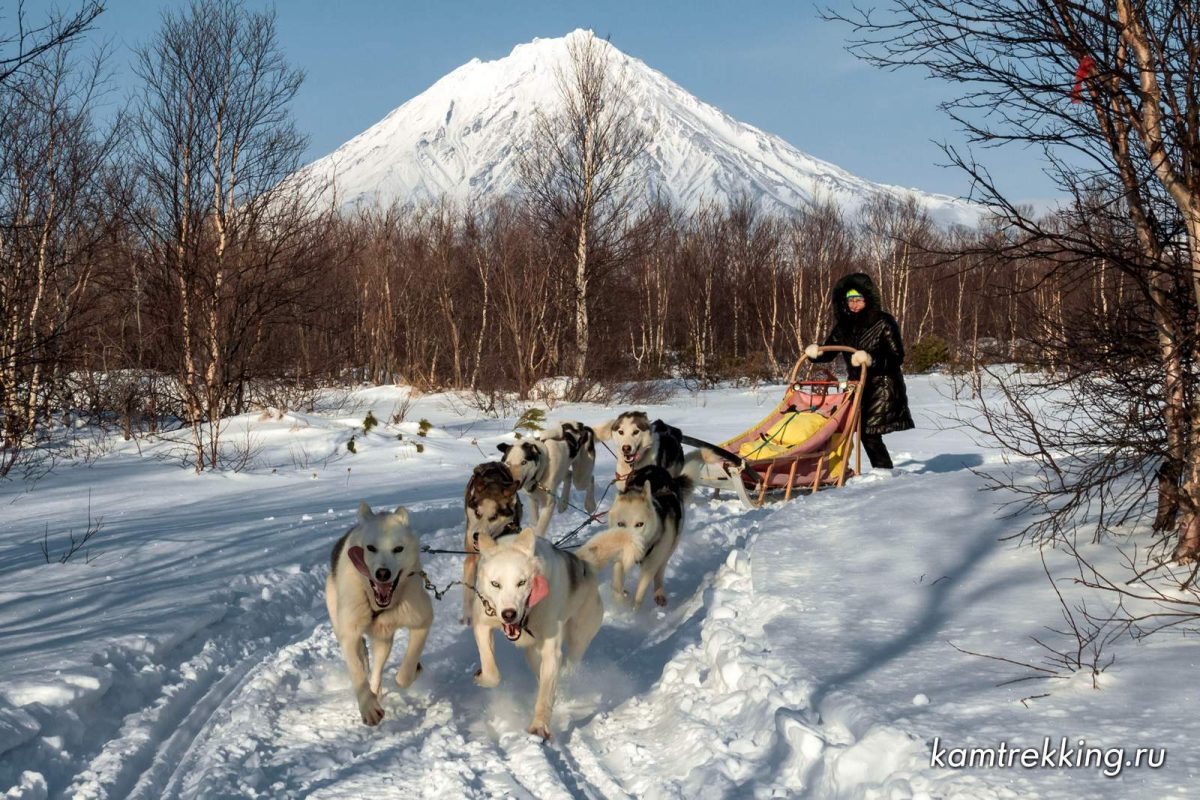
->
left=460, top=614, right=472, bottom=626
left=395, top=662, right=422, bottom=688
left=654, top=590, right=668, bottom=607
left=474, top=668, right=500, bottom=688
left=359, top=695, right=385, bottom=726
left=527, top=722, right=552, bottom=741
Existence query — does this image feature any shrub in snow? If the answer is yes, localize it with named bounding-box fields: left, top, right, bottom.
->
left=514, top=407, right=545, bottom=432
left=909, top=335, right=951, bottom=373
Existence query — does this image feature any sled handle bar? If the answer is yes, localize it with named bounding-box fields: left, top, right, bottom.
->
left=787, top=345, right=867, bottom=386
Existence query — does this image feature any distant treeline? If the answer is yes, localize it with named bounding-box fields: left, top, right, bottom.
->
left=0, top=0, right=1154, bottom=478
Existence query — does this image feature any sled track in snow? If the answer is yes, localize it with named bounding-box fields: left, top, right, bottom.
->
left=1, top=564, right=329, bottom=800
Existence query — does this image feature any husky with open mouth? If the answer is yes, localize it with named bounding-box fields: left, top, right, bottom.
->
left=578, top=465, right=694, bottom=608
left=471, top=528, right=603, bottom=740
left=594, top=411, right=718, bottom=490
left=326, top=502, right=432, bottom=726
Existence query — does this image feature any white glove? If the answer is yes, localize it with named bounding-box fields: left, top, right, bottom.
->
left=804, top=344, right=821, bottom=360
left=851, top=350, right=873, bottom=368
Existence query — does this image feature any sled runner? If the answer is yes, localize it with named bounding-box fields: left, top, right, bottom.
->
left=695, top=346, right=866, bottom=508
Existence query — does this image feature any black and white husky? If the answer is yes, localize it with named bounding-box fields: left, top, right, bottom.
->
left=498, top=435, right=571, bottom=536
left=594, top=411, right=719, bottom=490
left=537, top=420, right=597, bottom=513
left=578, top=465, right=694, bottom=608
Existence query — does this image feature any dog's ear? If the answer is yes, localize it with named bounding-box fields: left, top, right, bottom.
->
left=477, top=532, right=497, bottom=555
left=592, top=419, right=615, bottom=441
left=357, top=501, right=373, bottom=521
left=389, top=506, right=410, bottom=528
left=497, top=443, right=511, bottom=455
left=514, top=527, right=537, bottom=557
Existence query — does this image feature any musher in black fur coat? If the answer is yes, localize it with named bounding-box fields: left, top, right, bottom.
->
left=805, top=272, right=914, bottom=469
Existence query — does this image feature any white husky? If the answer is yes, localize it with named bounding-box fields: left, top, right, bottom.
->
left=498, top=438, right=572, bottom=536
left=578, top=465, right=693, bottom=608
left=326, top=502, right=432, bottom=726
left=472, top=528, right=604, bottom=740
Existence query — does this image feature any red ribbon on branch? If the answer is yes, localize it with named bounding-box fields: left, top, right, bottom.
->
left=1070, top=55, right=1095, bottom=104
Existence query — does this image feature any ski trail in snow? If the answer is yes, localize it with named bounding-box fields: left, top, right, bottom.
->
left=65, top=568, right=328, bottom=800
left=44, top=500, right=462, bottom=800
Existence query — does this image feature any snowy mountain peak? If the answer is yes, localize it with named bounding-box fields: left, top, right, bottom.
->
left=300, top=30, right=983, bottom=227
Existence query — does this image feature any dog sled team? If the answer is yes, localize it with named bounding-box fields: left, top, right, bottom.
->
left=326, top=411, right=713, bottom=739
left=325, top=273, right=912, bottom=740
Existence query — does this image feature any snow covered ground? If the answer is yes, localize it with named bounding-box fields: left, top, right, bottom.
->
left=1, top=375, right=1195, bottom=799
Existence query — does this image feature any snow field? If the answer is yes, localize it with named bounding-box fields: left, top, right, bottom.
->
left=1, top=377, right=1197, bottom=798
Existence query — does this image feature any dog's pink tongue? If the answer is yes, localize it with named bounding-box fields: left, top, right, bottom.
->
left=347, top=546, right=370, bottom=577
left=502, top=622, right=521, bottom=639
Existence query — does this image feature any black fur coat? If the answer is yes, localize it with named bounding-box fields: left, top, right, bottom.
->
left=813, top=273, right=915, bottom=436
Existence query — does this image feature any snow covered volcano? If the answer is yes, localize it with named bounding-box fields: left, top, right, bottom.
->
left=300, top=29, right=983, bottom=227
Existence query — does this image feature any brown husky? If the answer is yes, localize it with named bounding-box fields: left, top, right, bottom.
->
left=462, top=461, right=523, bottom=624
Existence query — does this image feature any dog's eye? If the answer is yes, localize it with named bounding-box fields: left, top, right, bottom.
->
left=392, top=546, right=404, bottom=553
left=366, top=545, right=377, bottom=553
left=617, top=521, right=626, bottom=527
left=490, top=580, right=501, bottom=589
left=475, top=509, right=482, bottom=519
left=635, top=522, right=645, bottom=528
left=488, top=514, right=498, bottom=522
left=517, top=579, right=526, bottom=587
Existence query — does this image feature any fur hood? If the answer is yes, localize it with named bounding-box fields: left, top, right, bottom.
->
left=831, top=272, right=884, bottom=327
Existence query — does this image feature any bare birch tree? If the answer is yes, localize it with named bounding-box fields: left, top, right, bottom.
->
left=518, top=31, right=649, bottom=388
left=0, top=13, right=117, bottom=474
left=130, top=0, right=331, bottom=471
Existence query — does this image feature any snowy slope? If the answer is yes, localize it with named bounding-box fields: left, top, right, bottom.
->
left=1, top=378, right=1195, bottom=798
left=298, top=30, right=985, bottom=228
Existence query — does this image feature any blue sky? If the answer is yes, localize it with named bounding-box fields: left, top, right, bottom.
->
left=83, top=0, right=1059, bottom=204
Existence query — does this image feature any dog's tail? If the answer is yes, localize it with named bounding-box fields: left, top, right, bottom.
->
left=592, top=419, right=614, bottom=442
left=673, top=474, right=695, bottom=503
left=682, top=448, right=722, bottom=485
left=576, top=528, right=640, bottom=569
left=537, top=420, right=566, bottom=441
